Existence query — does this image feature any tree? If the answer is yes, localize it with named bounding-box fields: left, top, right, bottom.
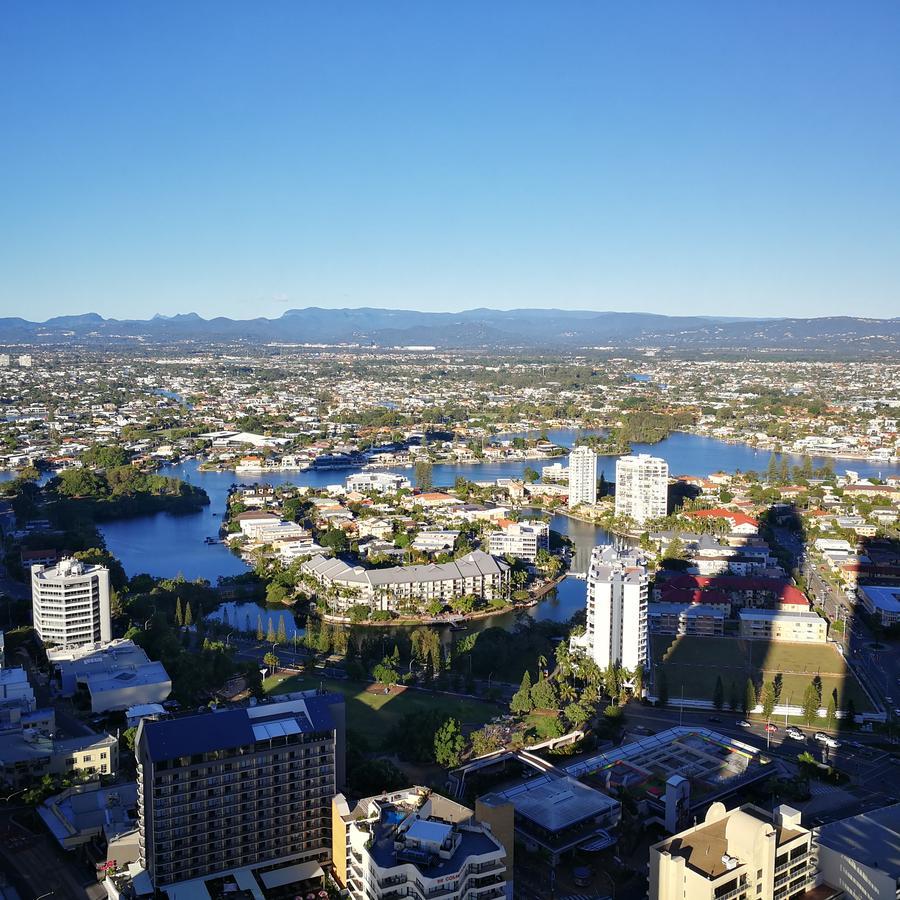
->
left=266, top=617, right=276, bottom=643
left=175, top=597, right=183, bottom=627
left=414, top=461, right=433, bottom=491
left=276, top=615, right=287, bottom=645
left=713, top=675, right=724, bottom=711
left=266, top=581, right=289, bottom=604
left=469, top=724, right=505, bottom=757
left=728, top=680, right=739, bottom=712
left=320, top=528, right=348, bottom=553
left=183, top=601, right=193, bottom=628
left=743, top=679, right=757, bottom=715
left=434, top=718, right=466, bottom=769
left=256, top=614, right=264, bottom=642
left=530, top=674, right=559, bottom=710
left=372, top=661, right=399, bottom=686
left=826, top=693, right=837, bottom=730
left=565, top=701, right=591, bottom=728
left=801, top=681, right=820, bottom=725
left=523, top=466, right=539, bottom=483
left=263, top=651, right=279, bottom=674
left=760, top=681, right=776, bottom=719
left=510, top=670, right=534, bottom=714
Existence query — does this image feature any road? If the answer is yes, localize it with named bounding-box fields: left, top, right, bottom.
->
left=0, top=804, right=106, bottom=900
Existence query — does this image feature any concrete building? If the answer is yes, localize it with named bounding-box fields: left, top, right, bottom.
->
left=615, top=454, right=669, bottom=524
left=332, top=787, right=508, bottom=900
left=0, top=730, right=118, bottom=788
left=572, top=545, right=648, bottom=672
left=567, top=445, right=597, bottom=508
left=648, top=602, right=725, bottom=636
left=32, top=557, right=111, bottom=649
left=345, top=471, right=411, bottom=494
left=487, top=520, right=550, bottom=563
left=738, top=608, right=828, bottom=643
left=858, top=585, right=900, bottom=626
left=816, top=802, right=900, bottom=900
left=649, top=803, right=830, bottom=900
left=49, top=640, right=171, bottom=713
left=301, top=550, right=510, bottom=614
left=134, top=691, right=345, bottom=889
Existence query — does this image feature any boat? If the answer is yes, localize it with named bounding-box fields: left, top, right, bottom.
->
left=205, top=537, right=218, bottom=545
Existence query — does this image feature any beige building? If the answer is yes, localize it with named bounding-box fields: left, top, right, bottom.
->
left=738, top=609, right=827, bottom=643
left=649, top=803, right=834, bottom=900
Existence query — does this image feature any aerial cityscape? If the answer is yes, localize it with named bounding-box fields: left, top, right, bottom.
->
left=2, top=3, right=899, bottom=900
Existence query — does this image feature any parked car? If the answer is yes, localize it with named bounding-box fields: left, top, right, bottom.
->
left=786, top=727, right=805, bottom=742
left=738, top=720, right=752, bottom=728
left=765, top=723, right=778, bottom=733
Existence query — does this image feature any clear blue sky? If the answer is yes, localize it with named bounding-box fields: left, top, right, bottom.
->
left=1, top=1, right=898, bottom=321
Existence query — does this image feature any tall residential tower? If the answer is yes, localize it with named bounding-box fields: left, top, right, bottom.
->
left=31, top=557, right=111, bottom=649
left=615, top=453, right=669, bottom=524
left=567, top=445, right=597, bottom=508
left=572, top=545, right=648, bottom=672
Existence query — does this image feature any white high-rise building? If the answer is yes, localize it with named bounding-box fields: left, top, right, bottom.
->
left=573, top=545, right=648, bottom=671
left=32, top=558, right=111, bottom=649
left=567, top=445, right=597, bottom=508
left=615, top=453, right=669, bottom=524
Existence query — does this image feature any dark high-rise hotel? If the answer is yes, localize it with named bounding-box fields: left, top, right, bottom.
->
left=135, top=692, right=345, bottom=889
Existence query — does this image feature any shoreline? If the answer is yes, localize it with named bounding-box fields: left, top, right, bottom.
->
left=319, top=573, right=568, bottom=628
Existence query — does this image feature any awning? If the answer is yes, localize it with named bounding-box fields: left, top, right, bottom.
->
left=259, top=862, right=324, bottom=890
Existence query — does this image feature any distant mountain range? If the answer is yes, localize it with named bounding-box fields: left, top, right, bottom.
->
left=0, top=308, right=898, bottom=352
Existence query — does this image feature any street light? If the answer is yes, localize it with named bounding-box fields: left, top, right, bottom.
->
left=225, top=631, right=234, bottom=648
left=1, top=787, right=26, bottom=803
left=34, top=893, right=55, bottom=900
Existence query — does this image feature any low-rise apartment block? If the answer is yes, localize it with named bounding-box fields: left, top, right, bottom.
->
left=738, top=608, right=828, bottom=643
left=487, top=520, right=549, bottom=563
left=650, top=803, right=832, bottom=900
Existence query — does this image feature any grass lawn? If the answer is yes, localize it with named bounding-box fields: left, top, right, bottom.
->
left=523, top=710, right=563, bottom=742
left=652, top=634, right=872, bottom=711
left=263, top=673, right=499, bottom=746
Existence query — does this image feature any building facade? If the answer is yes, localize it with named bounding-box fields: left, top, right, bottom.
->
left=615, top=454, right=669, bottom=524
left=31, top=558, right=111, bottom=649
left=649, top=803, right=828, bottom=900
left=332, top=787, right=508, bottom=900
left=573, top=545, right=648, bottom=672
left=301, top=550, right=510, bottom=614
left=487, top=520, right=550, bottom=563
left=134, top=693, right=345, bottom=889
left=567, top=445, right=597, bottom=508
left=738, top=609, right=827, bottom=643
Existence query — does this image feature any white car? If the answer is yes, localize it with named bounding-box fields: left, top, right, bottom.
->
left=814, top=732, right=840, bottom=749
left=738, top=720, right=752, bottom=728
left=786, top=728, right=805, bottom=742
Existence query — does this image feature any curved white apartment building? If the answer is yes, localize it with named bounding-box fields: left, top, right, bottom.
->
left=32, top=557, right=111, bottom=649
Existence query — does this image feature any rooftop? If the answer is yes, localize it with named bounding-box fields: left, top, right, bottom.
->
left=817, top=802, right=900, bottom=880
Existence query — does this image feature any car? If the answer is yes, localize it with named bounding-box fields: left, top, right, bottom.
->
left=765, top=723, right=778, bottom=733
left=707, top=716, right=722, bottom=723
left=738, top=720, right=752, bottom=728
left=786, top=727, right=805, bottom=742
left=814, top=732, right=840, bottom=748
left=573, top=866, right=594, bottom=888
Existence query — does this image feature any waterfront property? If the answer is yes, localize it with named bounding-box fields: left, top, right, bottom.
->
left=486, top=519, right=549, bottom=563
left=571, top=545, right=648, bottom=672
left=615, top=453, right=669, bottom=524
left=300, top=550, right=510, bottom=615
left=31, top=557, right=112, bottom=649
left=332, top=787, right=509, bottom=900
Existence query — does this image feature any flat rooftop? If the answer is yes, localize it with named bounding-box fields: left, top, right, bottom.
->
left=817, top=802, right=900, bottom=880
left=566, top=727, right=769, bottom=807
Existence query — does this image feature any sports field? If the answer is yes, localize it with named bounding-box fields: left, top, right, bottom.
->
left=651, top=635, right=872, bottom=711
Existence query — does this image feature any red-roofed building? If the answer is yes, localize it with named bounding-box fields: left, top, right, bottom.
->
left=687, top=509, right=759, bottom=534
left=656, top=573, right=808, bottom=612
